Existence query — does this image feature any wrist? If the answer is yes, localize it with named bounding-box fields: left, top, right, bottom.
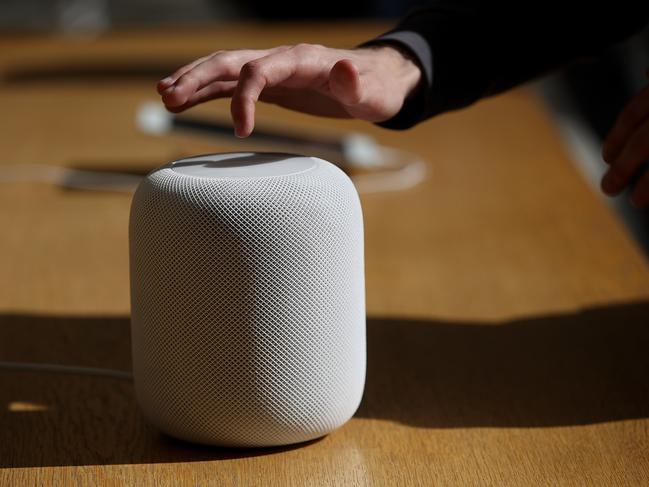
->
left=359, top=44, right=423, bottom=103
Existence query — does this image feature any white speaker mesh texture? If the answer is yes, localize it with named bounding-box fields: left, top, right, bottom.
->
left=129, top=157, right=365, bottom=447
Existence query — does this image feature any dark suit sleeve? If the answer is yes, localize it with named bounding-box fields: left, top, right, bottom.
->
left=364, top=0, right=649, bottom=129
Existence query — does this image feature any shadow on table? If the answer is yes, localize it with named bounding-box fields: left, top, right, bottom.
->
left=359, top=300, right=649, bottom=428
left=1, top=301, right=648, bottom=467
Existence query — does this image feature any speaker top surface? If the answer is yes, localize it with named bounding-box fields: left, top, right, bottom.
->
left=168, top=152, right=319, bottom=179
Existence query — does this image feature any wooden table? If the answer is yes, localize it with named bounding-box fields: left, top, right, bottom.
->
left=1, top=23, right=649, bottom=486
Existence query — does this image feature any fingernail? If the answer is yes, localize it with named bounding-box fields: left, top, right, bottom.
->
left=159, top=77, right=173, bottom=85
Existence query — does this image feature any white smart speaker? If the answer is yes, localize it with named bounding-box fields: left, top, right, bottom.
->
left=129, top=152, right=365, bottom=447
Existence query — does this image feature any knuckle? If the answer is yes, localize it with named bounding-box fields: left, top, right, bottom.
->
left=216, top=51, right=234, bottom=64
left=240, top=61, right=268, bottom=84
left=292, top=43, right=321, bottom=54
left=241, top=61, right=260, bottom=76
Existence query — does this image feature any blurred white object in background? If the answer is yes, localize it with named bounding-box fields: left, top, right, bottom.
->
left=57, top=0, right=109, bottom=33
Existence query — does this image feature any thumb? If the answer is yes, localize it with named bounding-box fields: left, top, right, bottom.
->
left=329, top=59, right=363, bottom=106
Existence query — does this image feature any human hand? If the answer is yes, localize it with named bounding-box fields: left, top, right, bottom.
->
left=157, top=44, right=421, bottom=137
left=601, top=72, right=649, bottom=207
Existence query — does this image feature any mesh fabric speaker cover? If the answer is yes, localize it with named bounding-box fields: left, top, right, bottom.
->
left=129, top=153, right=365, bottom=447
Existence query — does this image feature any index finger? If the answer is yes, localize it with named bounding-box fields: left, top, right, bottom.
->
left=157, top=54, right=214, bottom=94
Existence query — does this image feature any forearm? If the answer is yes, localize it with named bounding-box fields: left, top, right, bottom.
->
left=369, top=0, right=649, bottom=129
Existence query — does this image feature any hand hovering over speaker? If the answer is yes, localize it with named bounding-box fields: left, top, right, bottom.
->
left=601, top=74, right=649, bottom=207
left=157, top=44, right=422, bottom=138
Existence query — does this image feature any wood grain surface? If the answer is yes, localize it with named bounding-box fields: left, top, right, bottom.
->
left=1, top=23, right=649, bottom=486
